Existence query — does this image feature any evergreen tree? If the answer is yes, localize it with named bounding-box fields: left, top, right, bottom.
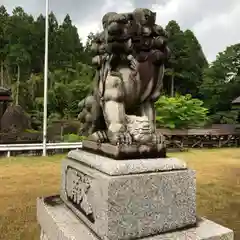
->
left=57, top=14, right=84, bottom=67
left=182, top=29, right=208, bottom=97
left=164, top=21, right=208, bottom=97
left=200, top=44, right=240, bottom=123
left=0, top=5, right=9, bottom=86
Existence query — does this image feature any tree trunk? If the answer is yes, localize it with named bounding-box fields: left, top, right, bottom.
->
left=49, top=71, right=52, bottom=89
left=5, top=63, right=11, bottom=86
left=0, top=61, right=4, bottom=86
left=29, top=73, right=35, bottom=102
left=16, top=64, right=20, bottom=105
left=171, top=74, right=175, bottom=97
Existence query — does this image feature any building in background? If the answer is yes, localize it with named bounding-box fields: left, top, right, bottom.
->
left=0, top=87, right=12, bottom=123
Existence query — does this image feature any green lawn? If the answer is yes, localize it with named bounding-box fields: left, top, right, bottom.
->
left=0, top=149, right=239, bottom=240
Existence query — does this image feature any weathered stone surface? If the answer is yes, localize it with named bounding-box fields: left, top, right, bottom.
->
left=37, top=196, right=234, bottom=240
left=68, top=150, right=187, bottom=176
left=40, top=230, right=49, bottom=240
left=61, top=151, right=196, bottom=240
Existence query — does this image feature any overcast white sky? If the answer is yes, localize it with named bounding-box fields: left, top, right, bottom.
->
left=1, top=0, right=240, bottom=62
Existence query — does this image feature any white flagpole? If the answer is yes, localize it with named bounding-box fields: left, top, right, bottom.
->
left=43, top=0, right=49, bottom=156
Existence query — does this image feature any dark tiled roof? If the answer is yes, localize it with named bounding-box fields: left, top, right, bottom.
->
left=0, top=87, right=11, bottom=96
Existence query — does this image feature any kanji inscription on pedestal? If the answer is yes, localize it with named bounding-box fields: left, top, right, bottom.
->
left=65, top=167, right=94, bottom=223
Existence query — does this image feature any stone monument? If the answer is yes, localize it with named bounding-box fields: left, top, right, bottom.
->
left=37, top=8, right=234, bottom=240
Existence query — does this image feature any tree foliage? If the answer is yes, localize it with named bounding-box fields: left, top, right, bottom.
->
left=1, top=4, right=239, bottom=130
left=164, top=21, right=208, bottom=97
left=155, top=95, right=208, bottom=129
left=0, top=5, right=93, bottom=129
left=200, top=44, right=240, bottom=123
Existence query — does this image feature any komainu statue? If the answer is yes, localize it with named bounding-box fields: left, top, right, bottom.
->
left=78, top=8, right=170, bottom=158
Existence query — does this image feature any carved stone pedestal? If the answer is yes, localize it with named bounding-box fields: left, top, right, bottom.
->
left=37, top=196, right=234, bottom=240
left=37, top=149, right=234, bottom=240
left=60, top=150, right=196, bottom=240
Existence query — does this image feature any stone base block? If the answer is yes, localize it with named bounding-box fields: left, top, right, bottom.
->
left=60, top=150, right=196, bottom=240
left=37, top=196, right=234, bottom=240
left=82, top=140, right=166, bottom=159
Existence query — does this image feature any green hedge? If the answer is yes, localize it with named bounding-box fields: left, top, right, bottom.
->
left=155, top=94, right=209, bottom=129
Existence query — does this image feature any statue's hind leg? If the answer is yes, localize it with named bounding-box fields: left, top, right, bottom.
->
left=140, top=101, right=156, bottom=133
left=102, top=73, right=132, bottom=145
left=140, top=101, right=165, bottom=144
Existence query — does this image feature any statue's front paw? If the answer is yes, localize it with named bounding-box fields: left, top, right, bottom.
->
left=109, top=132, right=133, bottom=145
left=151, top=132, right=165, bottom=145
left=88, top=131, right=108, bottom=143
